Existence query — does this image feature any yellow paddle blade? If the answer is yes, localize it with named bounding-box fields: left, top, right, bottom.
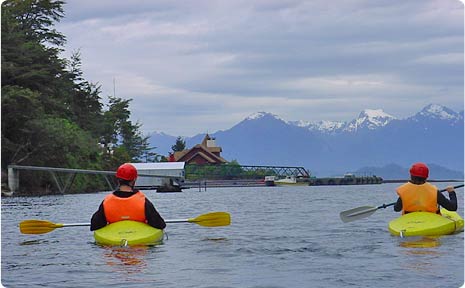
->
left=188, top=212, right=231, bottom=227
left=19, top=220, right=63, bottom=234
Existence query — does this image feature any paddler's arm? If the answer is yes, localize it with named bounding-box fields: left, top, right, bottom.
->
left=145, top=200, right=166, bottom=229
left=437, top=187, right=457, bottom=211
left=90, top=202, right=108, bottom=231
left=393, top=197, right=402, bottom=212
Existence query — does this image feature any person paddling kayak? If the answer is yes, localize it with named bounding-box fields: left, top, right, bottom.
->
left=90, top=163, right=166, bottom=231
left=394, top=162, right=457, bottom=214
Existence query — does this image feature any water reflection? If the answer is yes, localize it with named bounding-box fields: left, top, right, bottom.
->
left=101, top=246, right=151, bottom=274
left=397, top=237, right=444, bottom=274
left=399, top=236, right=441, bottom=249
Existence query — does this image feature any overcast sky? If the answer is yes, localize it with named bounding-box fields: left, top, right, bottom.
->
left=57, top=0, right=464, bottom=136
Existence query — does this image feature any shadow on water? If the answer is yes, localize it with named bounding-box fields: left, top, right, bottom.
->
left=19, top=239, right=59, bottom=245
left=201, top=237, right=229, bottom=242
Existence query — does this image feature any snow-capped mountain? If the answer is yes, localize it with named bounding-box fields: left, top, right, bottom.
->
left=289, top=108, right=396, bottom=133
left=289, top=119, right=344, bottom=133
left=410, top=103, right=463, bottom=123
left=149, top=104, right=464, bottom=177
left=245, top=111, right=286, bottom=122
left=343, top=109, right=396, bottom=132
left=307, top=120, right=346, bottom=133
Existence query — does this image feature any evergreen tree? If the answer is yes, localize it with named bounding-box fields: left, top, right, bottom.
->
left=66, top=50, right=103, bottom=136
left=171, top=136, right=186, bottom=152
left=1, top=0, right=72, bottom=168
left=2, top=0, right=70, bottom=117
left=1, top=0, right=159, bottom=193
left=101, top=97, right=157, bottom=167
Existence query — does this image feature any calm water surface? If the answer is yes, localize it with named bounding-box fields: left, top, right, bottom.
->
left=1, top=183, right=464, bottom=287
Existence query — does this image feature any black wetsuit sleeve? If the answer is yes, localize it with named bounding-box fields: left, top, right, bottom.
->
left=90, top=202, right=107, bottom=231
left=438, top=191, right=457, bottom=211
left=145, top=199, right=166, bottom=229
left=394, top=197, right=402, bottom=212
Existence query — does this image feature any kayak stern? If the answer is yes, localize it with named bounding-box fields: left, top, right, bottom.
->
left=94, top=220, right=164, bottom=246
left=388, top=209, right=464, bottom=237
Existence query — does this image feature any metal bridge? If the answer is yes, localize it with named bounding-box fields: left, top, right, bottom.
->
left=185, top=164, right=310, bottom=180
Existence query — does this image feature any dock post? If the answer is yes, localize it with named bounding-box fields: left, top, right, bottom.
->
left=7, top=166, right=19, bottom=194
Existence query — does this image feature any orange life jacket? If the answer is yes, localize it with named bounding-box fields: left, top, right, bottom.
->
left=103, top=191, right=147, bottom=223
left=396, top=182, right=439, bottom=215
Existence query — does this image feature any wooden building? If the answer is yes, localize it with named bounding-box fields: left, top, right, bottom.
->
left=173, top=134, right=227, bottom=165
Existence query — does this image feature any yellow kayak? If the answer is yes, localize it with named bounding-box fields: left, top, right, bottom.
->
left=388, top=208, right=464, bottom=237
left=94, top=220, right=164, bottom=246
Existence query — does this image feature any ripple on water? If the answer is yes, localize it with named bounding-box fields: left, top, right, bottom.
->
left=2, top=184, right=464, bottom=288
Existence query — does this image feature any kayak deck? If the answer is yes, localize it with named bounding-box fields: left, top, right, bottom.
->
left=94, top=220, right=164, bottom=246
left=388, top=208, right=464, bottom=237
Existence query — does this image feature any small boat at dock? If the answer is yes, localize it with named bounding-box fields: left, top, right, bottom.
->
left=275, top=176, right=308, bottom=186
left=264, top=176, right=276, bottom=186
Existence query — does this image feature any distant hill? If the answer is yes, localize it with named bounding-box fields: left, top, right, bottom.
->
left=149, top=104, right=464, bottom=178
left=354, top=163, right=464, bottom=180
left=148, top=132, right=177, bottom=153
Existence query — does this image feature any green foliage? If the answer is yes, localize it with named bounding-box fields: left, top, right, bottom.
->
left=28, top=117, right=100, bottom=167
left=2, top=0, right=69, bottom=117
left=186, top=161, right=254, bottom=180
left=1, top=86, right=42, bottom=165
left=1, top=0, right=65, bottom=45
left=66, top=50, right=103, bottom=136
left=1, top=0, right=160, bottom=194
left=101, top=97, right=157, bottom=166
left=171, top=136, right=186, bottom=152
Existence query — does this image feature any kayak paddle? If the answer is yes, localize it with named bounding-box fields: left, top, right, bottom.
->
left=339, top=184, right=464, bottom=223
left=339, top=203, right=395, bottom=223
left=19, top=211, right=231, bottom=234
left=166, top=211, right=231, bottom=227
left=19, top=220, right=90, bottom=234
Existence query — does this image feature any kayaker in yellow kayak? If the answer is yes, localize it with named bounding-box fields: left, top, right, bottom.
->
left=90, top=163, right=166, bottom=231
left=394, top=162, right=457, bottom=215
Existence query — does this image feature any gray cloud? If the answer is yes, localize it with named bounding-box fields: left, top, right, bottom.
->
left=57, top=0, right=464, bottom=136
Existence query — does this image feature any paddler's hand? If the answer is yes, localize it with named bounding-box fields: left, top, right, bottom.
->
left=446, top=186, right=455, bottom=193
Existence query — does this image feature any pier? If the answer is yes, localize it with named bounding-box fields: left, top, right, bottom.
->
left=6, top=164, right=182, bottom=195
left=308, top=174, right=383, bottom=186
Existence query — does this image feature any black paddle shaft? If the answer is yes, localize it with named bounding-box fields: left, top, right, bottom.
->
left=438, top=184, right=464, bottom=192
left=377, top=202, right=395, bottom=209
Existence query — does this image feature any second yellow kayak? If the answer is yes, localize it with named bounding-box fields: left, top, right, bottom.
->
left=388, top=208, right=464, bottom=237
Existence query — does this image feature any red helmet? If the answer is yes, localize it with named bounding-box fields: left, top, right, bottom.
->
left=116, top=163, right=138, bottom=181
left=409, top=162, right=429, bottom=178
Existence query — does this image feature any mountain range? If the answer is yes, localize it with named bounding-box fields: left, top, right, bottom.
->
left=149, top=104, right=464, bottom=179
